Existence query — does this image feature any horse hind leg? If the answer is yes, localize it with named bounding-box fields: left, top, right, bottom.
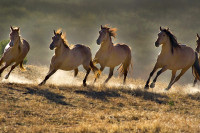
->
left=74, top=68, right=78, bottom=77
left=193, top=78, right=197, bottom=87
left=93, top=66, right=104, bottom=83
left=123, top=69, right=128, bottom=84
left=83, top=65, right=91, bottom=86
left=0, top=58, right=3, bottom=66
left=166, top=67, right=190, bottom=90
left=19, top=60, right=25, bottom=70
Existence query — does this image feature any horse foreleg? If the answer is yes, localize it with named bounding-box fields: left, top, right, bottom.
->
left=150, top=66, right=167, bottom=88
left=83, top=68, right=91, bottom=87
left=5, top=63, right=19, bottom=79
left=193, top=78, right=197, bottom=87
left=104, top=67, right=114, bottom=84
left=145, top=64, right=159, bottom=89
left=39, top=69, right=57, bottom=86
left=74, top=68, right=78, bottom=77
left=166, top=67, right=189, bottom=90
left=93, top=66, right=105, bottom=83
left=0, top=63, right=11, bottom=77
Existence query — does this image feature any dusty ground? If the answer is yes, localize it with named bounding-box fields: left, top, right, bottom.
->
left=0, top=65, right=200, bottom=132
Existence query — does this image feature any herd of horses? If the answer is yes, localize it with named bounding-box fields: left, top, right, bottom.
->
left=1, top=25, right=200, bottom=90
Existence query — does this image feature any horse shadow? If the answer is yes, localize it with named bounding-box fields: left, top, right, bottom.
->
left=74, top=86, right=121, bottom=102
left=119, top=88, right=169, bottom=104
left=188, top=93, right=200, bottom=102
left=23, top=87, right=73, bottom=106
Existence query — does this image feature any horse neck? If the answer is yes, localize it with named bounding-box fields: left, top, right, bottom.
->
left=160, top=39, right=172, bottom=55
left=13, top=36, right=21, bottom=49
left=55, top=42, right=69, bottom=56
left=99, top=36, right=113, bottom=51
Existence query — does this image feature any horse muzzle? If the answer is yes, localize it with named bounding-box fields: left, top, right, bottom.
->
left=96, top=39, right=101, bottom=45
left=49, top=43, right=55, bottom=50
left=196, top=47, right=200, bottom=53
left=155, top=42, right=160, bottom=47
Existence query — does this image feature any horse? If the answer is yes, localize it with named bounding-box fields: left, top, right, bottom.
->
left=0, top=26, right=30, bottom=79
left=39, top=29, right=99, bottom=86
left=145, top=27, right=200, bottom=90
left=192, top=33, right=200, bottom=86
left=93, top=25, right=132, bottom=84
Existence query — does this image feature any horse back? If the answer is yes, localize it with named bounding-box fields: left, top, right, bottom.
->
left=22, top=39, right=30, bottom=52
left=72, top=44, right=91, bottom=58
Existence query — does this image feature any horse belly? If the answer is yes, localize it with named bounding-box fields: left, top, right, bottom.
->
left=59, top=57, right=83, bottom=71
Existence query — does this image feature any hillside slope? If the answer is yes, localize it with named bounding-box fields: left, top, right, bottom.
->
left=0, top=65, right=200, bottom=132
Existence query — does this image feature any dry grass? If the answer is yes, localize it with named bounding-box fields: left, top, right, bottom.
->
left=0, top=65, right=200, bottom=133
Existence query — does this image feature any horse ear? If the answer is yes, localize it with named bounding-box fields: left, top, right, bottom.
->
left=197, top=33, right=200, bottom=38
left=101, top=25, right=103, bottom=29
left=17, top=27, right=20, bottom=31
left=54, top=30, right=56, bottom=35
left=10, top=26, right=14, bottom=31
left=160, top=26, right=162, bottom=31
left=60, top=32, right=62, bottom=36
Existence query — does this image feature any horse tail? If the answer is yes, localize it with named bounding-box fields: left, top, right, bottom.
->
left=192, top=52, right=200, bottom=80
left=19, top=60, right=26, bottom=71
left=90, top=61, right=100, bottom=77
left=117, top=51, right=132, bottom=76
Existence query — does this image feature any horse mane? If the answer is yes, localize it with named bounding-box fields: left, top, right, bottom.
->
left=56, top=29, right=69, bottom=49
left=102, top=25, right=117, bottom=38
left=162, top=28, right=181, bottom=54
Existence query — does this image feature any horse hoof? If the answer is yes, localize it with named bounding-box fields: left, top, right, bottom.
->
left=144, top=85, right=149, bottom=89
left=5, top=75, right=9, bottom=79
left=150, top=83, right=155, bottom=88
left=38, top=82, right=44, bottom=86
left=165, top=87, right=170, bottom=91
left=83, top=82, right=87, bottom=87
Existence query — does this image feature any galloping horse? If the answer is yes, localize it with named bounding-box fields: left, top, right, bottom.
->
left=145, top=27, right=200, bottom=90
left=192, top=33, right=200, bottom=86
left=39, top=30, right=99, bottom=86
left=93, top=25, right=132, bottom=84
left=0, top=26, right=30, bottom=79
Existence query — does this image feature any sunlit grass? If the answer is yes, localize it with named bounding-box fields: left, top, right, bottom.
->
left=0, top=65, right=199, bottom=132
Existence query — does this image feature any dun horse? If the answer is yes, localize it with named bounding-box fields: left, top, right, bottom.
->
left=39, top=30, right=99, bottom=86
left=145, top=27, right=200, bottom=90
left=0, top=26, right=30, bottom=79
left=93, top=25, right=132, bottom=84
left=192, top=33, right=200, bottom=86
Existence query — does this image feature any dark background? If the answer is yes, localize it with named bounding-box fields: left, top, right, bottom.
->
left=0, top=0, right=200, bottom=84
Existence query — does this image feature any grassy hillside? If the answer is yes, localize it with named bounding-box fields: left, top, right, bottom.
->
left=0, top=65, right=200, bottom=132
left=0, top=0, right=200, bottom=81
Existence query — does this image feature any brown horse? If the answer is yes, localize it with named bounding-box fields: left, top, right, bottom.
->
left=192, top=33, right=200, bottom=86
left=145, top=27, right=200, bottom=90
left=0, top=26, right=30, bottom=79
left=39, top=30, right=99, bottom=86
left=93, top=25, right=132, bottom=84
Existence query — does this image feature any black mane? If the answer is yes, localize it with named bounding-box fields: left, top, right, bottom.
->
left=162, top=29, right=181, bottom=54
